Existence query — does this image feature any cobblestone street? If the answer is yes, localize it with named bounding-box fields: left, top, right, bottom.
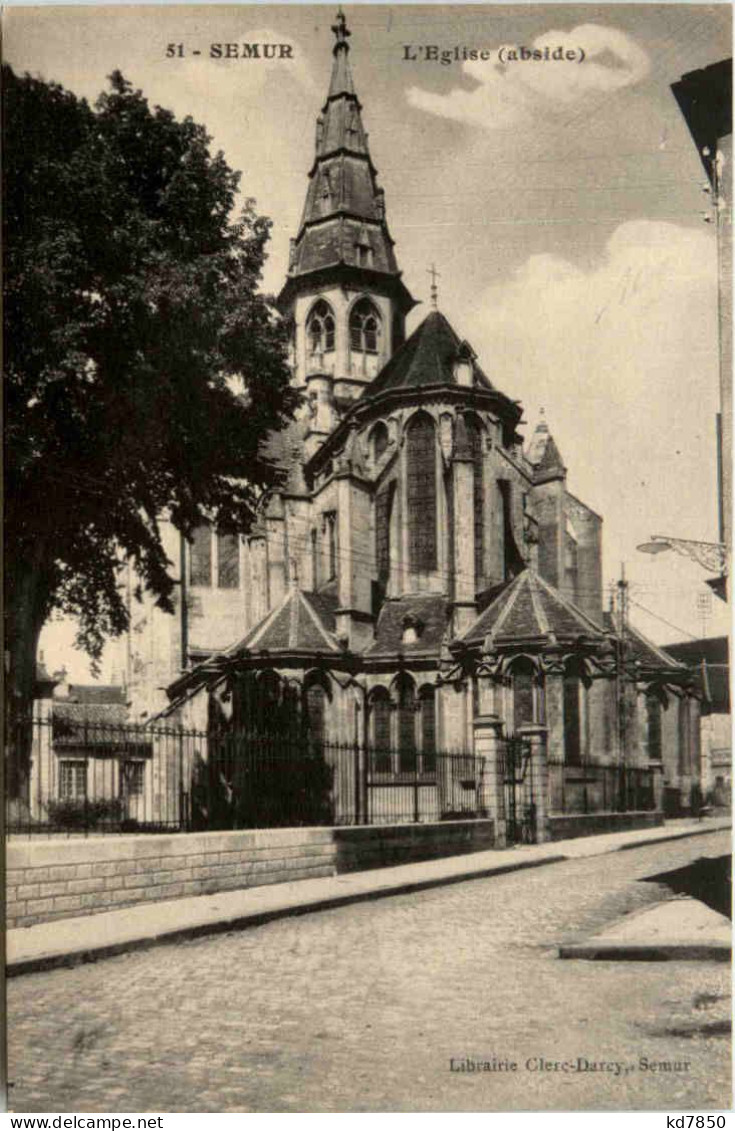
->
left=8, top=830, right=731, bottom=1113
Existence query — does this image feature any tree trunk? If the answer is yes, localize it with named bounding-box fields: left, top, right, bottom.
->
left=5, top=565, right=49, bottom=823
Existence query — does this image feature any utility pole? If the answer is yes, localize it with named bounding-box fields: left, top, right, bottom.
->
left=616, top=564, right=629, bottom=805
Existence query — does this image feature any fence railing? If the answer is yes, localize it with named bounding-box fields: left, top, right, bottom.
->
left=547, top=757, right=661, bottom=815
left=6, top=715, right=486, bottom=836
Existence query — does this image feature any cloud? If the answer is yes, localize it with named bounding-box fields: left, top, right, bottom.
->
left=465, top=220, right=720, bottom=626
left=407, top=25, right=650, bottom=129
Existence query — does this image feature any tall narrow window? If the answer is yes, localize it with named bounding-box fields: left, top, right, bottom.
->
left=190, top=525, right=212, bottom=587
left=419, top=685, right=437, bottom=774
left=349, top=298, right=380, bottom=354
left=375, top=482, right=394, bottom=585
left=371, top=421, right=389, bottom=464
left=465, top=414, right=485, bottom=586
left=512, top=659, right=535, bottom=734
left=217, top=533, right=239, bottom=589
left=563, top=671, right=581, bottom=766
left=304, top=682, right=327, bottom=749
left=323, top=512, right=337, bottom=580
left=307, top=300, right=335, bottom=356
left=397, top=676, right=417, bottom=773
left=678, top=698, right=689, bottom=775
left=370, top=688, right=392, bottom=773
left=646, top=694, right=663, bottom=762
left=406, top=414, right=437, bottom=572
left=310, top=528, right=319, bottom=589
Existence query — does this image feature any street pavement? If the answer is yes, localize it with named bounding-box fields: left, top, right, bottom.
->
left=7, top=828, right=731, bottom=1113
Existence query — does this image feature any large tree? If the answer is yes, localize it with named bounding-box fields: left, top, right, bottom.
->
left=3, top=66, right=299, bottom=808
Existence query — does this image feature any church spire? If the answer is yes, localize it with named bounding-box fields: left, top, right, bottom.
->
left=279, top=9, right=415, bottom=313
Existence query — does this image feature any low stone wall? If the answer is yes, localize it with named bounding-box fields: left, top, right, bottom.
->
left=548, top=811, right=663, bottom=842
left=6, top=818, right=495, bottom=929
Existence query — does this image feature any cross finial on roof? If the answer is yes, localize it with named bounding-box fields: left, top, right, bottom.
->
left=428, top=263, right=440, bottom=310
left=332, top=8, right=351, bottom=50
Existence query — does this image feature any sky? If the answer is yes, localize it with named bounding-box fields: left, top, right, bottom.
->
left=4, top=1, right=731, bottom=680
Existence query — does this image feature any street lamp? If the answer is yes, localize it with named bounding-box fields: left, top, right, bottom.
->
left=636, top=535, right=729, bottom=600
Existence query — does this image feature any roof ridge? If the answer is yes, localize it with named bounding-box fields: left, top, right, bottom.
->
left=527, top=572, right=550, bottom=635
left=299, top=590, right=340, bottom=651
left=532, top=570, right=604, bottom=636
left=489, top=572, right=526, bottom=639
left=244, top=588, right=292, bottom=650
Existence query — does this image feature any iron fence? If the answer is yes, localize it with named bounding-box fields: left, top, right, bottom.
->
left=547, top=757, right=661, bottom=815
left=6, top=714, right=486, bottom=835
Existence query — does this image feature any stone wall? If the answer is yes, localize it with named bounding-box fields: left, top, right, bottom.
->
left=6, top=819, right=495, bottom=930
left=548, top=811, right=663, bottom=841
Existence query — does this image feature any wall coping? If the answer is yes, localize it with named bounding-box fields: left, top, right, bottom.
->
left=8, top=819, right=494, bottom=869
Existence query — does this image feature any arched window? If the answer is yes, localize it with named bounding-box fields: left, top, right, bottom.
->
left=375, top=481, right=395, bottom=585
left=369, top=688, right=391, bottom=773
left=646, top=693, right=663, bottom=762
left=190, top=524, right=212, bottom=587
left=304, top=680, right=327, bottom=749
left=406, top=414, right=437, bottom=572
left=465, top=415, right=485, bottom=587
left=371, top=421, right=389, bottom=464
left=396, top=675, right=417, bottom=773
left=419, top=685, right=437, bottom=774
left=349, top=298, right=380, bottom=354
left=255, top=671, right=282, bottom=734
left=307, top=300, right=335, bottom=356
left=511, top=658, right=536, bottom=734
left=217, top=532, right=239, bottom=589
left=323, top=512, right=337, bottom=581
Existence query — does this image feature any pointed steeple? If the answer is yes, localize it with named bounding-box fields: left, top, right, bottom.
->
left=278, top=10, right=415, bottom=315
left=527, top=410, right=566, bottom=483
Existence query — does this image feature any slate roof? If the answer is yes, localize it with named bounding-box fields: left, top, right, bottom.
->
left=602, top=613, right=686, bottom=672
left=461, top=569, right=605, bottom=646
left=365, top=594, right=451, bottom=658
left=235, top=587, right=341, bottom=655
left=365, top=311, right=495, bottom=400
left=285, top=16, right=401, bottom=286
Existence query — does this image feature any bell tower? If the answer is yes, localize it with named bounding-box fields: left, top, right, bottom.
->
left=278, top=9, right=416, bottom=455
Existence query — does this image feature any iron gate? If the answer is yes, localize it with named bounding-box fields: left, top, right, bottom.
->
left=502, top=736, right=536, bottom=845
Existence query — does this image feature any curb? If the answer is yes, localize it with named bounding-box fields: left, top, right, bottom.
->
left=616, top=823, right=732, bottom=852
left=8, top=822, right=730, bottom=977
left=7, top=853, right=567, bottom=977
left=558, top=943, right=731, bottom=963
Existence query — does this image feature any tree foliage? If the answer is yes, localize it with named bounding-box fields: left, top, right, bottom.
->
left=3, top=65, right=299, bottom=796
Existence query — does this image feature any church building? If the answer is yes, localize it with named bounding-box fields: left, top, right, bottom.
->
left=119, top=11, right=701, bottom=840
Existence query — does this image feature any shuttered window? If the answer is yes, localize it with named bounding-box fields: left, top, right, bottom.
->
left=406, top=415, right=437, bottom=572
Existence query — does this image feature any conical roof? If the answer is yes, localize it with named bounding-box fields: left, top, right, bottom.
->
left=461, top=569, right=605, bottom=646
left=365, top=311, right=495, bottom=398
left=526, top=411, right=566, bottom=482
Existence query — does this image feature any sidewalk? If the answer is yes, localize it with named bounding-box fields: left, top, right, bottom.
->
left=7, top=816, right=731, bottom=976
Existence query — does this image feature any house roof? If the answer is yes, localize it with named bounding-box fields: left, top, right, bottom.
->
left=52, top=700, right=150, bottom=750
left=365, top=594, right=451, bottom=658
left=663, top=636, right=730, bottom=712
left=235, top=586, right=341, bottom=656
left=461, top=569, right=605, bottom=646
left=65, top=684, right=127, bottom=705
left=364, top=311, right=495, bottom=400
